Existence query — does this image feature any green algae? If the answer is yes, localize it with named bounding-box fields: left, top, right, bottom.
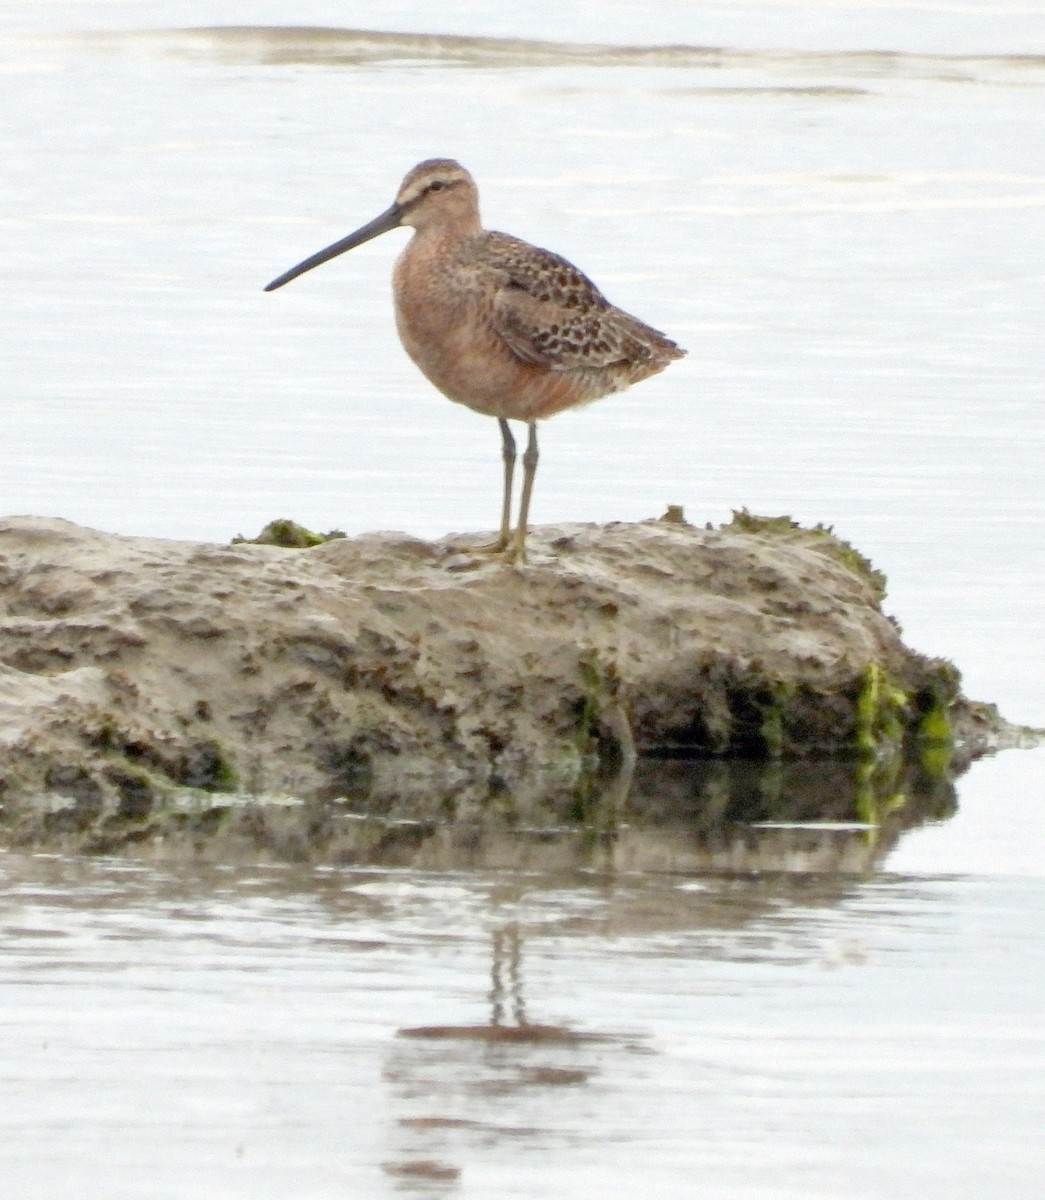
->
left=725, top=509, right=888, bottom=601
left=657, top=503, right=689, bottom=525
left=855, top=661, right=908, bottom=758
left=852, top=659, right=961, bottom=782
left=757, top=680, right=796, bottom=759
left=853, top=755, right=908, bottom=834
left=566, top=649, right=627, bottom=823
left=909, top=678, right=958, bottom=777
left=91, top=725, right=239, bottom=796
left=232, top=519, right=346, bottom=548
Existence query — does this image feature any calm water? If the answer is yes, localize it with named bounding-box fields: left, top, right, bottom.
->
left=2, top=3, right=1044, bottom=1196
left=2, top=763, right=1044, bottom=1200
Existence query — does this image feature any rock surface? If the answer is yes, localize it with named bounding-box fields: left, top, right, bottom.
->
left=0, top=512, right=1017, bottom=857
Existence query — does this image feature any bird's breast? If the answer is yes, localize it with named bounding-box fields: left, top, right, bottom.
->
left=390, top=234, right=615, bottom=422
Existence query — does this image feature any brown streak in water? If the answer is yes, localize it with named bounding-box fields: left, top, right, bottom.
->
left=381, top=1159, right=461, bottom=1181
left=396, top=1021, right=605, bottom=1044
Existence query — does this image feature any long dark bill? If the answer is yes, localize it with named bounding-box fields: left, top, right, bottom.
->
left=263, top=203, right=403, bottom=292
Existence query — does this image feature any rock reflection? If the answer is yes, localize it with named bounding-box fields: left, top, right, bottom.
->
left=0, top=751, right=958, bottom=874
left=618, top=754, right=957, bottom=874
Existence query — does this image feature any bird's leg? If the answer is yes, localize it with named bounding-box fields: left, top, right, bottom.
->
left=508, top=422, right=539, bottom=564
left=496, top=418, right=516, bottom=552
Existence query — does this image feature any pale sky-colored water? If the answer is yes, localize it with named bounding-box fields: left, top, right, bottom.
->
left=3, top=0, right=1044, bottom=51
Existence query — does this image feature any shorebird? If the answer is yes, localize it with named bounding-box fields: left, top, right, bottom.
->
left=265, top=159, right=685, bottom=562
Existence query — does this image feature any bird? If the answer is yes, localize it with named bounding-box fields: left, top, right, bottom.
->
left=264, top=159, right=685, bottom=563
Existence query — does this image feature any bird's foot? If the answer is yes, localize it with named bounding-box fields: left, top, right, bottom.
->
left=451, top=530, right=526, bottom=565
left=504, top=527, right=529, bottom=566
left=468, top=535, right=510, bottom=557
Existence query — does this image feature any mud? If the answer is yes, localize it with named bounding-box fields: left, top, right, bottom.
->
left=0, top=512, right=1026, bottom=859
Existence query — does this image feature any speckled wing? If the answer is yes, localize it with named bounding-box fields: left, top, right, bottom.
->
left=477, top=232, right=679, bottom=373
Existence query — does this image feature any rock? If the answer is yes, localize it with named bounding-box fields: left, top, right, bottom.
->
left=0, top=512, right=1027, bottom=859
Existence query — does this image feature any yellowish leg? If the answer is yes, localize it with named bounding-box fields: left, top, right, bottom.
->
left=508, top=422, right=538, bottom=564
left=496, top=418, right=516, bottom=551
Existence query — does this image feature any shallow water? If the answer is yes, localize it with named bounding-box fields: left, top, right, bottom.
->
left=2, top=757, right=1044, bottom=1200
left=1, top=4, right=1044, bottom=1195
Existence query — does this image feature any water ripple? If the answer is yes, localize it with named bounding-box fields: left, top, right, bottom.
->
left=12, top=25, right=1045, bottom=87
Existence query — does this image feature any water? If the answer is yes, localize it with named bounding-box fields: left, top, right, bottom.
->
left=2, top=794, right=1044, bottom=1199
left=1, top=3, right=1043, bottom=1195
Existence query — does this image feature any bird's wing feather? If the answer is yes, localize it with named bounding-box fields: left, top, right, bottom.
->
left=476, top=233, right=663, bottom=372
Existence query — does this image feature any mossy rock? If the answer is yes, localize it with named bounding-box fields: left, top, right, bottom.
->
left=232, top=519, right=346, bottom=548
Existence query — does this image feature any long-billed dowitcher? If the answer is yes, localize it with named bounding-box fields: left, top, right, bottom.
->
left=265, top=159, right=685, bottom=562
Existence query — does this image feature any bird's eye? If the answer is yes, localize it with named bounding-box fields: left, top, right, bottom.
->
left=427, top=180, right=447, bottom=193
